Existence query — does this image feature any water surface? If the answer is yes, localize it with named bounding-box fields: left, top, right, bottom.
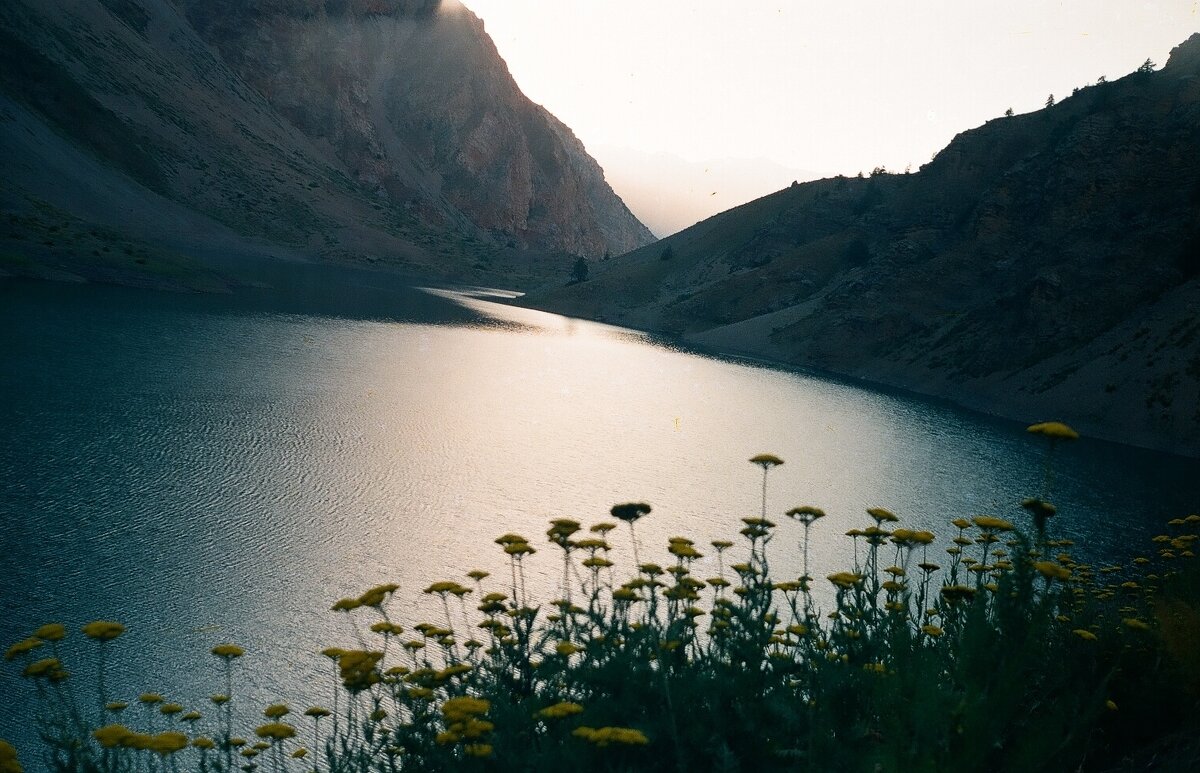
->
left=1, top=275, right=1196, bottom=766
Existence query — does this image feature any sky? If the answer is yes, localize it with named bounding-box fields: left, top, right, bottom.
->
left=459, top=1, right=1200, bottom=235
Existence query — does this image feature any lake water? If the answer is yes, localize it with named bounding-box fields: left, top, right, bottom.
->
left=1, top=273, right=1197, bottom=766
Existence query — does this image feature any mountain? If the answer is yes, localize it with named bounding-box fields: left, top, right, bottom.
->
left=589, top=146, right=815, bottom=238
left=526, top=36, right=1200, bottom=457
left=0, top=0, right=652, bottom=289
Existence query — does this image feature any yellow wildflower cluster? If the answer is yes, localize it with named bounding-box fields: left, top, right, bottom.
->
left=210, top=643, right=245, bottom=659
left=255, top=722, right=296, bottom=741
left=537, top=701, right=584, bottom=720
left=81, top=621, right=125, bottom=641
left=92, top=726, right=188, bottom=755
left=571, top=726, right=650, bottom=747
left=436, top=697, right=493, bottom=754
left=338, top=650, right=383, bottom=692
left=4, top=639, right=42, bottom=662
left=0, top=740, right=20, bottom=773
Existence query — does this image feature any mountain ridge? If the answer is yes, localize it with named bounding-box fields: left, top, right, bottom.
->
left=0, top=0, right=652, bottom=289
left=524, top=34, right=1200, bottom=456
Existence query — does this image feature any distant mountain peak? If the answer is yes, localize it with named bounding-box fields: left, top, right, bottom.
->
left=0, top=0, right=651, bottom=290
left=525, top=38, right=1200, bottom=456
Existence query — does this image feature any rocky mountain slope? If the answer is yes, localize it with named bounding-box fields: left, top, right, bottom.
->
left=527, top=35, right=1200, bottom=456
left=0, top=0, right=651, bottom=289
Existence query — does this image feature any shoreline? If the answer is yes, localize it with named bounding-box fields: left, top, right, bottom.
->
left=507, top=295, right=1200, bottom=461
left=8, top=264, right=1196, bottom=461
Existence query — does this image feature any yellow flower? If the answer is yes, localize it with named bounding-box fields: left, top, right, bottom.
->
left=972, top=515, right=1015, bottom=531
left=159, top=703, right=184, bottom=715
left=211, top=643, right=245, bottom=659
left=786, top=506, right=826, bottom=524
left=93, top=725, right=133, bottom=749
left=0, top=740, right=19, bottom=773
left=667, top=542, right=702, bottom=559
left=572, top=726, right=650, bottom=747
left=465, top=744, right=493, bottom=757
left=4, top=639, right=43, bottom=662
left=538, top=701, right=585, bottom=720
left=610, top=502, right=652, bottom=523
left=339, top=650, right=384, bottom=692
left=1122, top=618, right=1150, bottom=631
left=148, top=732, right=188, bottom=756
left=255, top=722, right=296, bottom=741
left=210, top=694, right=229, bottom=705
left=827, top=572, right=863, bottom=589
left=192, top=737, right=216, bottom=750
left=358, top=583, right=399, bottom=608
left=22, top=658, right=62, bottom=679
left=105, top=701, right=128, bottom=712
left=911, top=530, right=935, bottom=545
left=371, top=621, right=405, bottom=636
left=1033, top=561, right=1071, bottom=581
left=1105, top=700, right=1118, bottom=711
left=442, top=696, right=490, bottom=723
left=1026, top=421, right=1079, bottom=440
left=867, top=507, right=898, bottom=523
left=951, top=518, right=971, bottom=530
left=749, top=453, right=784, bottom=468
left=122, top=733, right=152, bottom=751
left=305, top=706, right=331, bottom=718
left=331, top=598, right=361, bottom=612
left=139, top=693, right=164, bottom=704
left=81, top=621, right=125, bottom=641
left=33, top=624, right=65, bottom=642
left=921, top=625, right=944, bottom=637
left=939, top=585, right=977, bottom=602
left=1072, top=629, right=1097, bottom=641
left=263, top=703, right=290, bottom=719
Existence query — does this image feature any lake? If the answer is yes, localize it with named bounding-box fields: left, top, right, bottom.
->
left=1, top=272, right=1197, bottom=766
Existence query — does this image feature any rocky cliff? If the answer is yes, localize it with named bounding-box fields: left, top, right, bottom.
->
left=527, top=35, right=1200, bottom=456
left=0, top=0, right=651, bottom=289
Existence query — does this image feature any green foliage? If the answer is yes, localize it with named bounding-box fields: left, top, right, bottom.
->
left=570, top=256, right=589, bottom=284
left=5, top=430, right=1200, bottom=772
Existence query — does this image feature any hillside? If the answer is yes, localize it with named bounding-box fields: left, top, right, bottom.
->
left=526, top=35, right=1200, bottom=456
left=0, top=0, right=652, bottom=290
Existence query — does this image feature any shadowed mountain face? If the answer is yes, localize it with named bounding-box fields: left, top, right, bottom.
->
left=0, top=0, right=651, bottom=288
left=528, top=34, right=1200, bottom=456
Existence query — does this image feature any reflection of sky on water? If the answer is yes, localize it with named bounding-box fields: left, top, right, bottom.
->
left=1, top=279, right=1196, bottom=765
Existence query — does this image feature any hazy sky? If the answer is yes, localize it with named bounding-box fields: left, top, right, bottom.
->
left=460, top=1, right=1200, bottom=233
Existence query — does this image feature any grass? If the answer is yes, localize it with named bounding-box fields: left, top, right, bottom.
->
left=4, top=423, right=1199, bottom=773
